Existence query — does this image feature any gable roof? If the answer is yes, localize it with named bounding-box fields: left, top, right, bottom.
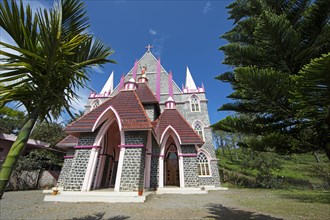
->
left=65, top=90, right=152, bottom=133
left=155, top=109, right=204, bottom=145
left=56, top=135, right=79, bottom=148
left=135, top=82, right=158, bottom=103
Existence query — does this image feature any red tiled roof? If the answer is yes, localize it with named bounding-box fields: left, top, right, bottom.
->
left=65, top=90, right=152, bottom=133
left=151, top=121, right=158, bottom=128
left=135, top=82, right=158, bottom=103
left=155, top=109, right=204, bottom=145
left=56, top=135, right=78, bottom=148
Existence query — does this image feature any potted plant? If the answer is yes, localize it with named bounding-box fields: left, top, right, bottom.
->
left=138, top=187, right=143, bottom=196
left=52, top=185, right=59, bottom=195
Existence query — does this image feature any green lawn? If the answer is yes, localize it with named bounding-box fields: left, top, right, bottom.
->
left=218, top=149, right=330, bottom=189
left=221, top=188, right=330, bottom=220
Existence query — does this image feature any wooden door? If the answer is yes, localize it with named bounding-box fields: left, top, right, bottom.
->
left=165, top=144, right=179, bottom=186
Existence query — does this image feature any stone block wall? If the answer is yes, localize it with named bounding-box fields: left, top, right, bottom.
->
left=150, top=137, right=160, bottom=188
left=181, top=145, right=198, bottom=187
left=144, top=104, right=157, bottom=121
left=120, top=131, right=147, bottom=191
left=198, top=160, right=221, bottom=187
left=57, top=149, right=74, bottom=187
left=57, top=158, right=73, bottom=187
left=64, top=149, right=92, bottom=191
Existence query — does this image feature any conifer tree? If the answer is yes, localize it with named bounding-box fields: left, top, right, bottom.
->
left=213, top=0, right=330, bottom=159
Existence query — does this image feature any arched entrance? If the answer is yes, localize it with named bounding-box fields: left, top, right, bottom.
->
left=94, top=120, right=120, bottom=189
left=164, top=143, right=179, bottom=186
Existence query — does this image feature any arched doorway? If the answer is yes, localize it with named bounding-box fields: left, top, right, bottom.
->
left=94, top=120, right=120, bottom=189
left=165, top=143, right=179, bottom=186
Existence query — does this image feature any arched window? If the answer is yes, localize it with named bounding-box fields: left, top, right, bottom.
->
left=190, top=96, right=200, bottom=112
left=197, top=152, right=210, bottom=176
left=91, top=99, right=101, bottom=110
left=194, top=122, right=204, bottom=140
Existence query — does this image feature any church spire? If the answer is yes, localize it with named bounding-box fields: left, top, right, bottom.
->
left=100, top=71, right=114, bottom=95
left=185, top=66, right=197, bottom=91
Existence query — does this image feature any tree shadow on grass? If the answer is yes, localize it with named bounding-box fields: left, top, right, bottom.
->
left=278, top=191, right=330, bottom=204
left=205, top=203, right=283, bottom=220
left=72, top=212, right=130, bottom=220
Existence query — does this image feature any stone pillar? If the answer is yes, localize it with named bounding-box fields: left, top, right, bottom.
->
left=63, top=148, right=93, bottom=191
left=181, top=145, right=198, bottom=187
left=119, top=131, right=147, bottom=191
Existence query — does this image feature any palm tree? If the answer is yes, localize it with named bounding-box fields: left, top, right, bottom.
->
left=0, top=0, right=115, bottom=198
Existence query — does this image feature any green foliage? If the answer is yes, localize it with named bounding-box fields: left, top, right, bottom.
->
left=241, top=149, right=283, bottom=188
left=218, top=148, right=330, bottom=189
left=214, top=0, right=330, bottom=159
left=0, top=0, right=115, bottom=198
left=16, top=149, right=63, bottom=171
left=0, top=106, right=25, bottom=134
left=30, top=122, right=66, bottom=148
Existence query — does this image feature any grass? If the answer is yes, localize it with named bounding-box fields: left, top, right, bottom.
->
left=217, top=148, right=330, bottom=189
left=221, top=188, right=330, bottom=219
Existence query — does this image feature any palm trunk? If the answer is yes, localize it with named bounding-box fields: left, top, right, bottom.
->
left=0, top=109, right=39, bottom=199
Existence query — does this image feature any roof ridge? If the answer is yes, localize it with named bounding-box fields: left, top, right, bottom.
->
left=65, top=96, right=113, bottom=131
left=162, top=108, right=204, bottom=144
left=132, top=90, right=153, bottom=129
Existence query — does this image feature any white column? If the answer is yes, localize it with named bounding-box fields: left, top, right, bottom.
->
left=93, top=155, right=106, bottom=189
left=159, top=156, right=164, bottom=188
left=179, top=155, right=185, bottom=188
left=144, top=131, right=152, bottom=188
left=114, top=130, right=125, bottom=192
left=82, top=147, right=99, bottom=191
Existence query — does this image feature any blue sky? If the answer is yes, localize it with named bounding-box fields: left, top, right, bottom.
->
left=1, top=0, right=235, bottom=124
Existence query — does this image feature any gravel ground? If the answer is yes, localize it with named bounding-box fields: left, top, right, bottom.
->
left=0, top=190, right=284, bottom=220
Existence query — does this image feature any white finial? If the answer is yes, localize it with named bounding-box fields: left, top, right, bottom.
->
left=185, top=66, right=197, bottom=90
left=100, top=71, right=114, bottom=94
left=145, top=44, right=153, bottom=52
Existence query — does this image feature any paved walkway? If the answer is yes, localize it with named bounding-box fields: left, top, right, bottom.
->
left=0, top=190, right=282, bottom=220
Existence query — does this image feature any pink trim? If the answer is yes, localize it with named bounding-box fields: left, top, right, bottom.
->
left=64, top=156, right=74, bottom=159
left=119, top=74, right=125, bottom=90
left=178, top=153, right=197, bottom=157
left=132, top=60, right=138, bottom=80
left=118, top=144, right=144, bottom=148
left=74, top=146, right=100, bottom=149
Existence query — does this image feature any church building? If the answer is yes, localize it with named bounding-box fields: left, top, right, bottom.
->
left=56, top=47, right=221, bottom=193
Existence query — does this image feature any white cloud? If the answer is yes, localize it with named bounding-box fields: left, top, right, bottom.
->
left=91, top=65, right=105, bottom=74
left=152, top=35, right=169, bottom=57
left=70, top=87, right=90, bottom=114
left=203, top=1, right=212, bottom=14
left=149, top=28, right=157, bottom=36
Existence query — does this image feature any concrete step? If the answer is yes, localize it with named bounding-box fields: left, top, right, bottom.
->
left=156, top=187, right=207, bottom=194
left=44, top=191, right=153, bottom=203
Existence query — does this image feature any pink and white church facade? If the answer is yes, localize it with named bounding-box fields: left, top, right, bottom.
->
left=55, top=47, right=221, bottom=193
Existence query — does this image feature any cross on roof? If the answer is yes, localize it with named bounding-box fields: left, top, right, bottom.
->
left=145, top=44, right=153, bottom=52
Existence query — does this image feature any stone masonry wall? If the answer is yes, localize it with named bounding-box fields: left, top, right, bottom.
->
left=199, top=160, right=221, bottom=187
left=150, top=137, right=160, bottom=188
left=64, top=149, right=92, bottom=191
left=120, top=131, right=147, bottom=191
left=57, top=148, right=75, bottom=187
left=181, top=145, right=198, bottom=187
left=57, top=158, right=73, bottom=187
left=144, top=105, right=156, bottom=121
